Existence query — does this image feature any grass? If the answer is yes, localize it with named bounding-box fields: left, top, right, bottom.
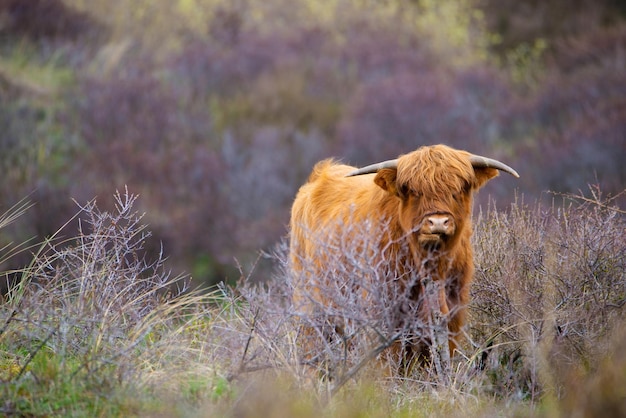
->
left=0, top=43, right=74, bottom=100
left=0, top=187, right=624, bottom=416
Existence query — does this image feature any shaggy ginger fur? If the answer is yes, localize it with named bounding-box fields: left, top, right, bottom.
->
left=290, top=144, right=511, bottom=374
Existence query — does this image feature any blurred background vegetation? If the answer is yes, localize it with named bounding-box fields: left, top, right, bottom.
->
left=1, top=0, right=625, bottom=288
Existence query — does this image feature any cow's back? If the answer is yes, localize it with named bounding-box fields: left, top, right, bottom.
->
left=290, top=159, right=377, bottom=244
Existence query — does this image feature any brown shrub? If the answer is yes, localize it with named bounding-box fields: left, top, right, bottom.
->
left=471, top=188, right=626, bottom=399
left=232, top=186, right=625, bottom=403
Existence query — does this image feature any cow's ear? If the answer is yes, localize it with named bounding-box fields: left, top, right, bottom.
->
left=374, top=168, right=403, bottom=197
left=473, top=167, right=500, bottom=189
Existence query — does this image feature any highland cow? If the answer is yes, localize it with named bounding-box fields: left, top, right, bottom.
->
left=289, top=144, right=519, bottom=374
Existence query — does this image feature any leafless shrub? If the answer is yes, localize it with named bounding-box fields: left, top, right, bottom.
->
left=471, top=187, right=626, bottom=400
left=1, top=188, right=190, bottom=386
left=235, top=216, right=457, bottom=394
left=3, top=184, right=622, bottom=413
left=231, top=186, right=626, bottom=404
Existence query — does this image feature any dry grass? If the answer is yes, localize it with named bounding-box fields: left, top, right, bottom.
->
left=0, top=187, right=624, bottom=416
left=230, top=186, right=626, bottom=415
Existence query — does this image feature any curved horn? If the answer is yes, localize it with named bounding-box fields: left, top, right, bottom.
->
left=469, top=155, right=520, bottom=178
left=346, top=159, right=398, bottom=177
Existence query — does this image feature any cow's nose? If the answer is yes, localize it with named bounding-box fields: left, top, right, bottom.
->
left=427, top=215, right=452, bottom=235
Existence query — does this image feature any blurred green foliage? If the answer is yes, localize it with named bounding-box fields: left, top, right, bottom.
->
left=0, top=0, right=624, bottom=288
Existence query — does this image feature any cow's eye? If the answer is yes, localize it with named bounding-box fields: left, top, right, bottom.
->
left=398, top=184, right=410, bottom=198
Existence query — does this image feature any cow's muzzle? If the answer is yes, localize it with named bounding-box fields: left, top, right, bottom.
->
left=418, top=214, right=456, bottom=247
